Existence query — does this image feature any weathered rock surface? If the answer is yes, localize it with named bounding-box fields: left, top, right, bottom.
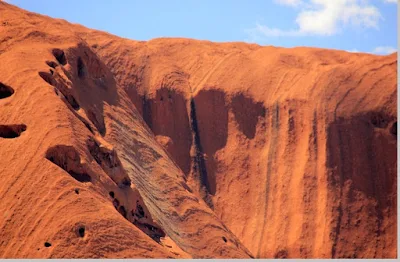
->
left=0, top=1, right=397, bottom=258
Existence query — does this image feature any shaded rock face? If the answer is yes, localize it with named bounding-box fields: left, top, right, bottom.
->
left=0, top=1, right=397, bottom=259
left=325, top=113, right=397, bottom=258
left=142, top=86, right=193, bottom=176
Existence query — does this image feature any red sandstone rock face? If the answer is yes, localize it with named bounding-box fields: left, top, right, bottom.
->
left=0, top=1, right=397, bottom=259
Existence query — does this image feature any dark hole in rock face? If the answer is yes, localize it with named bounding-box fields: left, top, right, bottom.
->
left=109, top=191, right=115, bottom=198
left=222, top=236, right=227, bottom=243
left=77, top=57, right=86, bottom=78
left=46, top=60, right=58, bottom=69
left=160, top=96, right=164, bottom=101
left=120, top=177, right=131, bottom=188
left=49, top=69, right=54, bottom=75
left=92, top=44, right=98, bottom=49
left=141, top=223, right=166, bottom=242
left=67, top=171, right=91, bottom=183
left=112, top=198, right=120, bottom=209
left=78, top=226, right=85, bottom=238
left=0, top=124, right=27, bottom=139
left=53, top=87, right=61, bottom=97
left=135, top=203, right=145, bottom=219
left=52, top=48, right=67, bottom=65
left=44, top=242, right=51, bottom=247
left=74, top=188, right=79, bottom=194
left=391, top=121, right=397, bottom=137
left=274, top=249, right=288, bottom=259
left=0, top=82, right=14, bottom=99
left=38, top=72, right=55, bottom=86
left=45, top=145, right=92, bottom=183
left=118, top=206, right=127, bottom=218
left=370, top=112, right=388, bottom=128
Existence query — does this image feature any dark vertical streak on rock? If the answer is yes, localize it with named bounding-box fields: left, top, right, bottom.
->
left=257, top=103, right=279, bottom=257
left=142, top=94, right=153, bottom=130
left=189, top=98, right=212, bottom=207
left=331, top=123, right=344, bottom=258
left=300, top=110, right=319, bottom=257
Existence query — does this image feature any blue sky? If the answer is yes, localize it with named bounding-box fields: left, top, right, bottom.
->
left=4, top=0, right=398, bottom=54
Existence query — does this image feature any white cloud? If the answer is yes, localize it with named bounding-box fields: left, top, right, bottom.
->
left=383, top=0, right=397, bottom=4
left=344, top=47, right=397, bottom=55
left=248, top=0, right=382, bottom=38
left=247, top=23, right=304, bottom=37
left=274, top=0, right=303, bottom=7
left=372, top=46, right=397, bottom=54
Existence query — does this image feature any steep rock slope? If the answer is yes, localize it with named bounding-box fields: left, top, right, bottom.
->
left=0, top=2, right=397, bottom=259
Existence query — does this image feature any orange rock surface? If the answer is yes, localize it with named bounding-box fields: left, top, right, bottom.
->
left=0, top=2, right=397, bottom=259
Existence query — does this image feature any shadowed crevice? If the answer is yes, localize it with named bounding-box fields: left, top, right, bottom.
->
left=45, top=145, right=92, bottom=183
left=0, top=124, right=27, bottom=138
left=0, top=82, right=14, bottom=99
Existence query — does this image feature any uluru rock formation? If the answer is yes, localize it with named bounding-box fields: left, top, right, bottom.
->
left=0, top=1, right=397, bottom=259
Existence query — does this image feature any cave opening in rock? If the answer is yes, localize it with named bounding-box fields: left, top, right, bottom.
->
left=120, top=177, right=131, bottom=188
left=0, top=82, right=14, bottom=99
left=274, top=249, right=288, bottom=258
left=135, top=202, right=145, bottom=218
left=370, top=112, right=388, bottom=128
left=78, top=226, right=85, bottom=238
left=45, top=145, right=92, bottom=183
left=52, top=48, right=67, bottom=65
left=38, top=71, right=55, bottom=86
left=66, top=171, right=91, bottom=183
left=0, top=124, right=27, bottom=139
left=46, top=60, right=58, bottom=69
